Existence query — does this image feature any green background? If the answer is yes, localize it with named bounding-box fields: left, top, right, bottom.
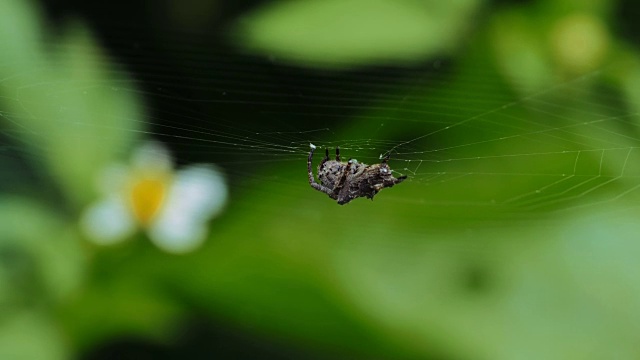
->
left=1, top=0, right=640, bottom=358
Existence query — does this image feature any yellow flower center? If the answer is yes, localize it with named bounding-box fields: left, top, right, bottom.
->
left=129, top=176, right=169, bottom=226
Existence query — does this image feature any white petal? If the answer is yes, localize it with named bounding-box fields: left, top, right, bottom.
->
left=147, top=216, right=207, bottom=254
left=80, top=196, right=135, bottom=245
left=131, top=140, right=173, bottom=173
left=147, top=165, right=228, bottom=253
left=164, top=165, right=228, bottom=222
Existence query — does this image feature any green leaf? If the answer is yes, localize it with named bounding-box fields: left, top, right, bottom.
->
left=235, top=0, right=481, bottom=68
left=0, top=312, right=69, bottom=360
left=0, top=0, right=43, bottom=75
left=0, top=197, right=84, bottom=304
left=0, top=16, right=143, bottom=207
left=60, top=277, right=185, bottom=352
left=328, top=207, right=640, bottom=360
left=0, top=198, right=80, bottom=360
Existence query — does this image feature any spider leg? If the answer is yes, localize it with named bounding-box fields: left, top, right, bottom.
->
left=308, top=144, right=334, bottom=196
left=319, top=148, right=329, bottom=168
left=336, top=160, right=356, bottom=205
left=381, top=152, right=391, bottom=163
left=336, top=146, right=341, bottom=161
left=307, top=144, right=316, bottom=183
left=332, top=159, right=353, bottom=195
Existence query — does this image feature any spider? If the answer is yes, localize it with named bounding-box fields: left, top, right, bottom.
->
left=307, top=143, right=407, bottom=205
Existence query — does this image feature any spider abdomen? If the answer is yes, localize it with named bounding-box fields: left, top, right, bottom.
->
left=317, top=160, right=346, bottom=188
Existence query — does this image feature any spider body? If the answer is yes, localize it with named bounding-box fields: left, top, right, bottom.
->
left=308, top=144, right=407, bottom=205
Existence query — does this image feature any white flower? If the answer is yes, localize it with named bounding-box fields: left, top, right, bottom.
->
left=80, top=141, right=228, bottom=253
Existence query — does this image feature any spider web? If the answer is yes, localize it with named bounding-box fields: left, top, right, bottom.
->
left=1, top=14, right=639, bottom=219
left=128, top=53, right=640, bottom=215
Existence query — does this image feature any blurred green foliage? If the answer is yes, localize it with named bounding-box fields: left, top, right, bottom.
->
left=2, top=0, right=640, bottom=359
left=236, top=0, right=480, bottom=68
left=0, top=1, right=142, bottom=207
left=0, top=198, right=81, bottom=360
